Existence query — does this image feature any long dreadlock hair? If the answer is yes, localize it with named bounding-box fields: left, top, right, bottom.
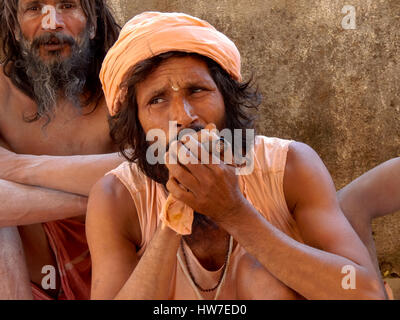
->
left=0, top=0, right=121, bottom=118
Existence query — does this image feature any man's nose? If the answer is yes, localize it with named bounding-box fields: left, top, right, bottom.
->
left=41, top=7, right=65, bottom=31
left=54, top=12, right=65, bottom=30
left=170, top=96, right=198, bottom=128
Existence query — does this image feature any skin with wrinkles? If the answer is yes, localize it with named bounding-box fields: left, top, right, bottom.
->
left=87, top=56, right=386, bottom=300
left=0, top=0, right=122, bottom=299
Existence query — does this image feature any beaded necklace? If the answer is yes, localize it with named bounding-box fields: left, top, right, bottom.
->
left=177, top=235, right=233, bottom=300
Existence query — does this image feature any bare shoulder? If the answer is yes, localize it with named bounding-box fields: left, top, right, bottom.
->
left=284, top=141, right=337, bottom=211
left=86, top=173, right=142, bottom=247
left=87, top=173, right=142, bottom=299
left=285, top=141, right=323, bottom=173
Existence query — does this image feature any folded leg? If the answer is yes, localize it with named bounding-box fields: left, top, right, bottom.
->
left=0, top=227, right=33, bottom=299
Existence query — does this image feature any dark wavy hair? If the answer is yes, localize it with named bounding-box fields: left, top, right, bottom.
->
left=0, top=0, right=120, bottom=112
left=109, top=51, right=262, bottom=184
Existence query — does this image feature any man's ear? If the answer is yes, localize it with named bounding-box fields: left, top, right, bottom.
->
left=89, top=20, right=97, bottom=40
left=14, top=28, right=21, bottom=42
left=89, top=25, right=95, bottom=39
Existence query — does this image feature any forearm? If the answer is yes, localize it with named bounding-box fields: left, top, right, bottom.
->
left=115, top=225, right=181, bottom=300
left=338, top=157, right=400, bottom=219
left=3, top=152, right=125, bottom=196
left=0, top=179, right=87, bottom=227
left=338, top=194, right=382, bottom=277
left=221, top=202, right=384, bottom=300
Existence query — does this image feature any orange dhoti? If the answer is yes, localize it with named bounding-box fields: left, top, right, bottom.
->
left=31, top=218, right=91, bottom=300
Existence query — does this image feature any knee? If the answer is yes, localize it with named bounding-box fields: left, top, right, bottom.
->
left=0, top=226, right=33, bottom=299
left=337, top=188, right=373, bottom=225
left=0, top=226, right=25, bottom=257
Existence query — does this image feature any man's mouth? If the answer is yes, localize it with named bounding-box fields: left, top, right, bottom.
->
left=42, top=43, right=66, bottom=51
left=40, top=37, right=68, bottom=51
left=42, top=40, right=65, bottom=51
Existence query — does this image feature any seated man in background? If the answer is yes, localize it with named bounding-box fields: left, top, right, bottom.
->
left=0, top=0, right=123, bottom=299
left=86, top=12, right=386, bottom=300
left=338, top=157, right=400, bottom=299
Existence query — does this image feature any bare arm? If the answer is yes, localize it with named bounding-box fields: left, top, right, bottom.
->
left=87, top=174, right=181, bottom=300
left=0, top=146, right=125, bottom=196
left=221, top=143, right=385, bottom=300
left=337, top=157, right=400, bottom=276
left=0, top=178, right=87, bottom=227
left=338, top=157, right=400, bottom=221
left=166, top=141, right=386, bottom=300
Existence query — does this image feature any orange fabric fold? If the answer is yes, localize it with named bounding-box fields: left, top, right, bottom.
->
left=161, top=195, right=193, bottom=235
left=31, top=219, right=91, bottom=300
left=160, top=123, right=217, bottom=235
left=100, top=11, right=241, bottom=116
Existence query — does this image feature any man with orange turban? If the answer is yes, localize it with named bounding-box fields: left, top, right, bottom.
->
left=87, top=12, right=386, bottom=299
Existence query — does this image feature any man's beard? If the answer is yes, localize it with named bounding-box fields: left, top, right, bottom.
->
left=16, top=30, right=92, bottom=121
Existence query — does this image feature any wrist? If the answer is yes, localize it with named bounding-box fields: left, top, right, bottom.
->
left=0, top=151, right=21, bottom=180
left=158, top=223, right=182, bottom=242
left=8, top=153, right=31, bottom=183
left=217, top=196, right=253, bottom=231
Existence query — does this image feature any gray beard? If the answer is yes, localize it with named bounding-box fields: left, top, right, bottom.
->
left=17, top=30, right=92, bottom=122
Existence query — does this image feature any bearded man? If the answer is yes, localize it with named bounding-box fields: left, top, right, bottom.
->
left=0, top=0, right=124, bottom=299
left=338, top=158, right=400, bottom=299
left=86, top=12, right=386, bottom=300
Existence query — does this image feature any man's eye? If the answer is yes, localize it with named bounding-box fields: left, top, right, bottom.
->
left=27, top=6, right=40, bottom=11
left=149, top=97, right=165, bottom=105
left=60, top=4, right=74, bottom=9
left=191, top=87, right=205, bottom=94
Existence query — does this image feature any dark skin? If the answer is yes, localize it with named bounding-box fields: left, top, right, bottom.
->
left=338, top=157, right=400, bottom=276
left=0, top=0, right=120, bottom=299
left=87, top=56, right=386, bottom=300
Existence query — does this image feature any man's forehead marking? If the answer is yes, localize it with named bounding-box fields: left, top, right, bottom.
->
left=171, top=84, right=180, bottom=92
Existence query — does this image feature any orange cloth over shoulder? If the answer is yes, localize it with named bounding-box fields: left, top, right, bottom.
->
left=100, top=11, right=242, bottom=116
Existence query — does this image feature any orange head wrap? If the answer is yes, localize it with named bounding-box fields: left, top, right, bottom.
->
left=100, top=11, right=242, bottom=116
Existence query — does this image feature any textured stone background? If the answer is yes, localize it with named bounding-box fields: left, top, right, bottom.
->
left=107, top=0, right=400, bottom=297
